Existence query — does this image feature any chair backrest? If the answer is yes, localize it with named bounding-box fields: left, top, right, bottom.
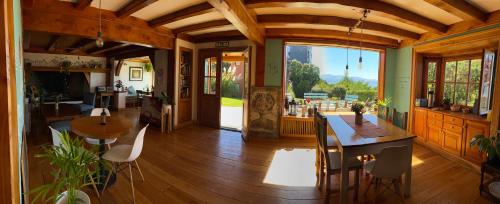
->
left=102, top=96, right=111, bottom=109
left=314, top=112, right=330, bottom=168
left=126, top=124, right=149, bottom=161
left=90, top=108, right=111, bottom=116
left=392, top=109, right=408, bottom=130
left=83, top=92, right=96, bottom=106
left=371, top=146, right=409, bottom=179
left=49, top=126, right=63, bottom=147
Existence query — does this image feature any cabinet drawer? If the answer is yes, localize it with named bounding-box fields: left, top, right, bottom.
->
left=428, top=112, right=443, bottom=121
left=444, top=116, right=463, bottom=126
left=443, top=123, right=463, bottom=135
left=428, top=119, right=443, bottom=128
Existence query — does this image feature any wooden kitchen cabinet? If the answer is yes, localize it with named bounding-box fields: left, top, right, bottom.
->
left=414, top=108, right=427, bottom=141
left=463, top=121, right=490, bottom=164
left=442, top=129, right=463, bottom=156
left=427, top=125, right=443, bottom=148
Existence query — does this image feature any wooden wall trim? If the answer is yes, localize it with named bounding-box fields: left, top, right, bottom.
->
left=490, top=42, right=500, bottom=133
left=378, top=50, right=386, bottom=100
left=0, top=0, right=20, bottom=203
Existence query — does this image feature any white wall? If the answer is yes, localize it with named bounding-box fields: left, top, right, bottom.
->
left=117, top=61, right=154, bottom=92
left=89, top=73, right=106, bottom=93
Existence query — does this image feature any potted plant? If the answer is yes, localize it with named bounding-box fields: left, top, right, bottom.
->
left=376, top=97, right=391, bottom=115
left=470, top=130, right=500, bottom=166
left=144, top=62, right=153, bottom=72
left=31, top=131, right=104, bottom=204
left=115, top=80, right=124, bottom=91
left=351, top=102, right=365, bottom=125
left=442, top=98, right=451, bottom=110
left=60, top=60, right=72, bottom=74
left=157, top=91, right=170, bottom=105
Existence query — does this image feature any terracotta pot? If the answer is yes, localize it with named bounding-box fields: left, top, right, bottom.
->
left=355, top=113, right=363, bottom=125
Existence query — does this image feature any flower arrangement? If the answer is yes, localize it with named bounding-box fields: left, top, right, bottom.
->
left=115, top=80, right=124, bottom=89
left=351, top=102, right=365, bottom=115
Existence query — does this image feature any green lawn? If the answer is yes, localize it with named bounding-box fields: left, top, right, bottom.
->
left=221, top=97, right=243, bottom=107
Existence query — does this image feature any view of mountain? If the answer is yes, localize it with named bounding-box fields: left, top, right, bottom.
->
left=321, top=74, right=378, bottom=87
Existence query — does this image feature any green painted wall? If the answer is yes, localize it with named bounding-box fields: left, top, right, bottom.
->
left=385, top=47, right=413, bottom=112
left=264, top=39, right=283, bottom=87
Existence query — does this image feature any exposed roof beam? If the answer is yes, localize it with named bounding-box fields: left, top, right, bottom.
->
left=74, top=0, right=93, bottom=10
left=191, top=30, right=247, bottom=43
left=207, top=0, right=264, bottom=45
left=423, top=0, right=487, bottom=22
left=148, top=2, right=215, bottom=27
left=245, top=0, right=448, bottom=33
left=47, top=35, right=64, bottom=51
left=89, top=43, right=131, bottom=55
left=266, top=28, right=399, bottom=47
left=117, top=0, right=158, bottom=18
left=69, top=39, right=96, bottom=54
left=23, top=0, right=174, bottom=49
left=258, top=14, right=420, bottom=40
left=173, top=20, right=231, bottom=34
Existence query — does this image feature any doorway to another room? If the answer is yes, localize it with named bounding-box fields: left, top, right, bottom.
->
left=220, top=52, right=245, bottom=131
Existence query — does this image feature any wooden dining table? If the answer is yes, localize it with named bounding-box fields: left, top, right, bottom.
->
left=71, top=116, right=132, bottom=189
left=41, top=103, right=81, bottom=123
left=325, top=114, right=416, bottom=204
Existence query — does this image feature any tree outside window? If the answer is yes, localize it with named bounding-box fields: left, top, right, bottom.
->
left=443, top=59, right=481, bottom=106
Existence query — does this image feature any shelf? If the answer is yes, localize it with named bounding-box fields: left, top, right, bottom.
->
left=30, top=66, right=109, bottom=73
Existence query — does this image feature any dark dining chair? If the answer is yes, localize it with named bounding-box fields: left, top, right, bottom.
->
left=392, top=108, right=408, bottom=130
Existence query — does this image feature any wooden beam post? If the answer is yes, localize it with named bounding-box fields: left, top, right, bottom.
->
left=490, top=42, right=500, bottom=134
left=207, top=0, right=264, bottom=45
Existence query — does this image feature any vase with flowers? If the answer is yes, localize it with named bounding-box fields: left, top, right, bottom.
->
left=115, top=80, right=124, bottom=91
left=351, top=102, right=365, bottom=125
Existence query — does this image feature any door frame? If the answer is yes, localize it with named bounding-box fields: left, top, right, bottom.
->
left=196, top=47, right=250, bottom=130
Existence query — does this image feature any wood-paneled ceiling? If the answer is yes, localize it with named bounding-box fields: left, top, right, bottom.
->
left=29, top=0, right=500, bottom=49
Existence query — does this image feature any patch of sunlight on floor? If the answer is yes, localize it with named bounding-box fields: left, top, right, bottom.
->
left=263, top=148, right=317, bottom=187
left=412, top=156, right=424, bottom=166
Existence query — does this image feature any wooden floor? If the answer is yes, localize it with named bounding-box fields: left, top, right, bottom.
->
left=28, top=108, right=489, bottom=203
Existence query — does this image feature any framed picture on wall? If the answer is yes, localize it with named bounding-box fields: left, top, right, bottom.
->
left=479, top=49, right=496, bottom=115
left=129, top=67, right=143, bottom=81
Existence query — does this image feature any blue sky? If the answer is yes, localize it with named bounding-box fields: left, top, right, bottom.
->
left=311, top=46, right=380, bottom=80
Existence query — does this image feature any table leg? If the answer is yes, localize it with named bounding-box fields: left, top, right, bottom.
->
left=404, top=143, right=413, bottom=197
left=339, top=151, right=349, bottom=204
left=97, top=139, right=115, bottom=190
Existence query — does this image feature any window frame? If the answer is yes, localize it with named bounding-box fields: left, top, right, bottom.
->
left=203, top=57, right=218, bottom=95
left=423, top=58, right=441, bottom=102
left=442, top=56, right=482, bottom=107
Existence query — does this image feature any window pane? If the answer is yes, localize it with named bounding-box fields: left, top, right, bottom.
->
left=428, top=62, right=437, bottom=82
left=445, top=61, right=456, bottom=82
left=454, top=84, right=467, bottom=105
left=470, top=59, right=482, bottom=82
left=204, top=77, right=210, bottom=94
left=427, top=83, right=435, bottom=98
left=210, top=57, right=217, bottom=77
left=204, top=58, right=210, bottom=76
left=456, top=60, right=470, bottom=82
left=468, top=83, right=479, bottom=107
left=444, top=83, right=455, bottom=101
left=210, top=77, right=217, bottom=94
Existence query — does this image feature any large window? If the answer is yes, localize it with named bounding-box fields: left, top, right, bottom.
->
left=203, top=57, right=217, bottom=95
left=443, top=58, right=481, bottom=106
left=424, top=61, right=438, bottom=99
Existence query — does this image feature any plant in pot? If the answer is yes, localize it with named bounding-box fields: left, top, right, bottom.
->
left=144, top=62, right=153, bottom=72
left=31, top=131, right=104, bottom=204
left=351, top=102, right=365, bottom=125
left=376, top=97, right=391, bottom=114
left=115, top=80, right=124, bottom=91
left=470, top=130, right=500, bottom=166
left=442, top=98, right=451, bottom=110
left=60, top=60, right=72, bottom=74
left=157, top=91, right=170, bottom=105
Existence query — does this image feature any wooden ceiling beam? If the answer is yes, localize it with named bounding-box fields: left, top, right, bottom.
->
left=23, top=0, right=174, bottom=49
left=74, top=0, right=92, bottom=10
left=46, top=35, right=64, bottom=51
left=148, top=2, right=215, bottom=27
left=117, top=0, right=158, bottom=18
left=69, top=39, right=96, bottom=54
left=89, top=43, right=131, bottom=55
left=423, top=0, right=487, bottom=22
left=173, top=20, right=231, bottom=34
left=266, top=28, right=399, bottom=47
left=191, top=30, right=247, bottom=43
left=207, top=0, right=264, bottom=45
left=245, top=0, right=448, bottom=33
left=258, top=14, right=420, bottom=40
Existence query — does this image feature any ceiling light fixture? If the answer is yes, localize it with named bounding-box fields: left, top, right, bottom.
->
left=96, top=0, right=104, bottom=48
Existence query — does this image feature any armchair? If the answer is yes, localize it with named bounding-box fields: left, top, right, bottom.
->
left=79, top=92, right=96, bottom=113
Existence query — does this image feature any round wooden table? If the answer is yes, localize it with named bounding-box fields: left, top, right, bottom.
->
left=71, top=116, right=132, bottom=189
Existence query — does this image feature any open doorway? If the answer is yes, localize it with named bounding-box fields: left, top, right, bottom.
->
left=220, top=52, right=245, bottom=131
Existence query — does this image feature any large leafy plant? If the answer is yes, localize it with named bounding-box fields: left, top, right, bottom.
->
left=31, top=131, right=105, bottom=204
left=470, top=130, right=500, bottom=161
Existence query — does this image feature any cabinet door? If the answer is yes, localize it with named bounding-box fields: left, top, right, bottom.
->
left=442, top=130, right=462, bottom=156
left=414, top=109, right=427, bottom=141
left=178, top=99, right=192, bottom=123
left=464, top=121, right=490, bottom=164
left=427, top=125, right=443, bottom=147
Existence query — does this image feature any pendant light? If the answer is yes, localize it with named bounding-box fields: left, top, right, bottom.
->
left=96, top=0, right=104, bottom=48
left=358, top=21, right=363, bottom=70
left=346, top=28, right=351, bottom=70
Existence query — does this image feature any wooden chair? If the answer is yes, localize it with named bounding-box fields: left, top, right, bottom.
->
left=314, top=112, right=363, bottom=200
left=364, top=146, right=410, bottom=203
left=312, top=110, right=338, bottom=186
left=392, top=108, right=409, bottom=130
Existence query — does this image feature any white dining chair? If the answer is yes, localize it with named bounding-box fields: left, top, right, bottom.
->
left=48, top=126, right=100, bottom=197
left=102, top=124, right=149, bottom=203
left=364, top=146, right=410, bottom=203
left=85, top=108, right=116, bottom=149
